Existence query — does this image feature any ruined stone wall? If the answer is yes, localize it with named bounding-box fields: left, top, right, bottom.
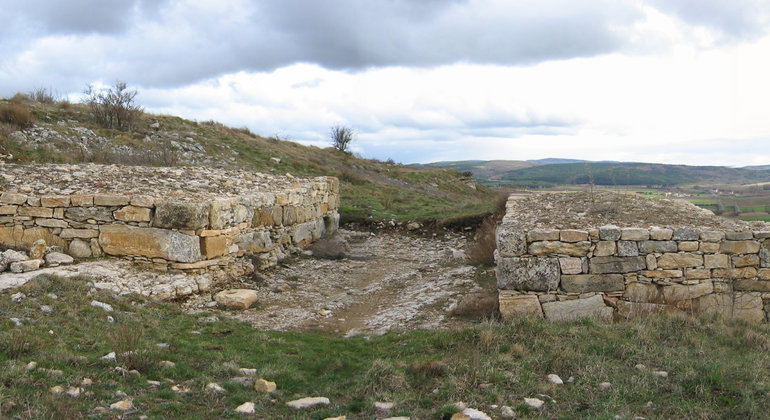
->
left=0, top=164, right=339, bottom=273
left=496, top=197, right=770, bottom=324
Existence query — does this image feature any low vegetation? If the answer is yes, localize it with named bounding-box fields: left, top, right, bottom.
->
left=1, top=276, right=769, bottom=419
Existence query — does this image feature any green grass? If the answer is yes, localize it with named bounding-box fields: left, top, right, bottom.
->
left=2, top=275, right=770, bottom=419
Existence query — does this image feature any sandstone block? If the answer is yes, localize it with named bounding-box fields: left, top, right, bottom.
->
left=733, top=292, right=765, bottom=323
left=35, top=219, right=68, bottom=229
left=496, top=224, right=527, bottom=257
left=761, top=240, right=770, bottom=268
left=94, top=194, right=130, bottom=206
left=725, top=231, right=753, bottom=240
left=598, top=225, right=621, bottom=241
left=541, top=295, right=613, bottom=322
left=672, top=228, right=700, bottom=241
left=616, top=301, right=677, bottom=319
left=759, top=268, right=770, bottom=280
left=153, top=201, right=209, bottom=230
left=527, top=228, right=560, bottom=242
left=704, top=254, right=729, bottom=268
left=0, top=193, right=27, bottom=205
left=662, top=281, right=713, bottom=304
left=646, top=254, right=657, bottom=270
left=114, top=206, right=152, bottom=222
left=639, top=241, right=677, bottom=254
left=734, top=279, right=770, bottom=292
left=656, top=253, right=703, bottom=269
left=18, top=207, right=53, bottom=218
left=99, top=225, right=201, bottom=263
left=649, top=227, right=673, bottom=240
left=271, top=206, right=283, bottom=226
left=685, top=268, right=711, bottom=280
left=498, top=292, right=543, bottom=320
left=254, top=379, right=277, bottom=393
left=65, top=207, right=114, bottom=222
left=623, top=282, right=664, bottom=303
left=254, top=208, right=274, bottom=227
left=720, top=240, right=760, bottom=255
left=0, top=205, right=17, bottom=215
left=559, top=257, right=583, bottom=274
left=201, top=236, right=228, bottom=259
left=528, top=241, right=591, bottom=257
left=40, top=195, right=70, bottom=207
left=10, top=259, right=42, bottom=273
left=283, top=206, right=297, bottom=225
left=699, top=242, right=720, bottom=253
left=589, top=256, right=646, bottom=274
left=70, top=195, right=94, bottom=206
left=29, top=239, right=46, bottom=259
left=700, top=230, right=725, bottom=242
left=60, top=228, right=99, bottom=239
left=19, top=227, right=66, bottom=249
left=642, top=269, right=683, bottom=279
left=560, top=229, right=588, bottom=243
left=496, top=257, right=560, bottom=292
left=621, top=228, right=649, bottom=241
left=617, top=241, right=639, bottom=257
left=732, top=254, right=759, bottom=268
left=214, top=289, right=258, bottom=309
left=712, top=267, right=757, bottom=279
left=130, top=195, right=155, bottom=207
left=0, top=226, right=14, bottom=248
left=594, top=241, right=616, bottom=257
left=754, top=231, right=770, bottom=239
left=678, top=241, right=699, bottom=252
left=560, top=274, right=624, bottom=293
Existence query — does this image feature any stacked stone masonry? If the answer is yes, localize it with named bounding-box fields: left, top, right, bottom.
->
left=496, top=199, right=770, bottom=324
left=0, top=164, right=339, bottom=273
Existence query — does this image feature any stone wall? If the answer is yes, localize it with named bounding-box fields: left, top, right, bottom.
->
left=0, top=164, right=339, bottom=273
left=496, top=201, right=770, bottom=324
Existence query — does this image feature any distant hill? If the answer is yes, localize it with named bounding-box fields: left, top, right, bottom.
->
left=528, top=158, right=585, bottom=165
left=743, top=165, right=770, bottom=171
left=416, top=160, right=536, bottom=180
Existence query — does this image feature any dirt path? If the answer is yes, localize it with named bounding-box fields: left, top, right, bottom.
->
left=184, top=229, right=495, bottom=336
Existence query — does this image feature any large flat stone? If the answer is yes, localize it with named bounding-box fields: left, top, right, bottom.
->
left=560, top=274, right=624, bottom=293
left=99, top=225, right=201, bottom=263
left=761, top=239, right=770, bottom=268
left=153, top=201, right=209, bottom=230
left=589, top=256, right=646, bottom=274
left=498, top=292, right=543, bottom=320
left=64, top=207, right=114, bottom=222
left=661, top=281, right=713, bottom=304
left=656, top=253, right=703, bottom=269
left=638, top=241, right=678, bottom=254
left=733, top=293, right=765, bottom=323
left=528, top=241, right=591, bottom=257
left=733, top=279, right=770, bottom=292
left=623, top=282, right=664, bottom=304
left=496, top=257, right=560, bottom=292
left=496, top=224, right=527, bottom=257
left=541, top=295, right=613, bottom=322
left=720, top=240, right=760, bottom=255
left=616, top=301, right=678, bottom=320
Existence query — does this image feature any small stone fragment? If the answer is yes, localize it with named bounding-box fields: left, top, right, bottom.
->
left=110, top=399, right=133, bottom=411
left=254, top=378, right=277, bottom=393
left=101, top=352, right=116, bottom=361
left=374, top=401, right=395, bottom=411
left=652, top=370, right=668, bottom=378
left=11, top=292, right=25, bottom=302
left=501, top=405, right=516, bottom=418
left=65, top=387, right=83, bottom=398
left=524, top=398, right=544, bottom=409
left=40, top=305, right=53, bottom=314
left=451, top=413, right=471, bottom=420
left=81, top=378, right=93, bottom=386
left=287, top=396, right=331, bottom=409
left=546, top=373, right=563, bottom=385
left=599, top=382, right=612, bottom=390
left=206, top=382, right=226, bottom=393
left=462, top=408, right=492, bottom=420
left=235, top=402, right=255, bottom=414
left=25, top=361, right=37, bottom=371
left=146, top=380, right=161, bottom=387
left=238, top=368, right=257, bottom=376
left=635, top=363, right=646, bottom=371
left=90, top=300, right=113, bottom=312
left=50, top=385, right=64, bottom=394
left=214, top=289, right=258, bottom=309
left=160, top=360, right=176, bottom=368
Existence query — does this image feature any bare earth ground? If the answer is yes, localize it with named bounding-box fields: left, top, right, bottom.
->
left=183, top=229, right=494, bottom=336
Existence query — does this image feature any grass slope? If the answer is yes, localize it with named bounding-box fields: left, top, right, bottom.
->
left=2, top=276, right=769, bottom=419
left=0, top=96, right=497, bottom=225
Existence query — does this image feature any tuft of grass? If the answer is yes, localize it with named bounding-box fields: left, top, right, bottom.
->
left=0, top=102, right=34, bottom=128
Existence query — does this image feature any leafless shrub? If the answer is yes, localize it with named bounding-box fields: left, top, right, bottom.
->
left=0, top=102, right=34, bottom=128
left=330, top=124, right=354, bottom=152
left=83, top=81, right=143, bottom=131
left=29, top=87, right=60, bottom=104
left=109, top=323, right=156, bottom=372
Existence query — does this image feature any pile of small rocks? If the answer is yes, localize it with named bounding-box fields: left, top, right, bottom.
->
left=0, top=239, right=73, bottom=274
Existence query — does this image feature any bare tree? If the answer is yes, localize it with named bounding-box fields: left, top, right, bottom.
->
left=330, top=124, right=354, bottom=152
left=83, top=81, right=143, bottom=131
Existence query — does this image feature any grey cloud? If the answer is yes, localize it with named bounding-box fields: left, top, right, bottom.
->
left=649, top=0, right=770, bottom=40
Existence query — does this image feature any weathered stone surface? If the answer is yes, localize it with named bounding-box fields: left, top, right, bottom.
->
left=93, top=194, right=130, bottom=206
left=672, top=227, right=700, bottom=241
left=598, top=225, right=621, bottom=241
left=99, top=225, right=201, bottom=262
left=18, top=227, right=67, bottom=249
left=649, top=227, right=673, bottom=240
left=201, top=236, right=228, bottom=259
left=254, top=378, right=277, bottom=393
left=699, top=242, right=720, bottom=253
left=496, top=224, right=527, bottom=257
left=29, top=239, right=46, bottom=259
left=732, top=254, right=759, bottom=268
left=621, top=228, right=649, bottom=241
left=725, top=231, right=753, bottom=240
left=287, top=397, right=330, bottom=409
left=34, top=218, right=68, bottom=229
left=40, top=195, right=70, bottom=207
left=559, top=257, right=583, bottom=274
left=70, top=195, right=93, bottom=206
left=685, top=268, right=711, bottom=280
left=0, top=205, right=16, bottom=215
left=734, top=279, right=770, bottom=292
left=589, top=256, right=646, bottom=274
left=0, top=193, right=27, bottom=205
left=645, top=254, right=657, bottom=270
left=130, top=195, right=155, bottom=208
left=761, top=240, right=770, bottom=268
left=153, top=201, right=209, bottom=230
left=560, top=229, right=588, bottom=243
left=712, top=267, right=757, bottom=279
left=662, top=281, right=713, bottom=304
left=214, top=289, right=258, bottom=309
left=642, top=269, right=683, bottom=279
left=496, top=257, right=560, bottom=292
left=18, top=207, right=53, bottom=218
left=45, top=252, right=74, bottom=266
left=720, top=240, right=760, bottom=255
left=541, top=295, right=613, bottom=322
left=759, top=268, right=770, bottom=280
left=678, top=241, right=699, bottom=252
left=64, top=207, right=113, bottom=222
left=68, top=238, right=92, bottom=257
left=498, top=292, right=543, bottom=320
left=528, top=241, right=591, bottom=257
left=638, top=241, right=677, bottom=254
left=704, top=254, right=729, bottom=268
left=624, top=282, right=664, bottom=303
left=114, top=206, right=152, bottom=222
left=616, top=301, right=677, bottom=319
left=527, top=228, right=559, bottom=242
left=10, top=259, right=42, bottom=273
left=617, top=241, right=638, bottom=257
left=60, top=228, right=99, bottom=239
left=594, top=241, right=616, bottom=257
left=733, top=292, right=765, bottom=323
left=656, top=253, right=703, bottom=269
left=561, top=274, right=624, bottom=293
left=700, top=230, right=725, bottom=242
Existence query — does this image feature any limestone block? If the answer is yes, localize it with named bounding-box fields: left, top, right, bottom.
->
left=733, top=292, right=765, bottom=323
left=114, top=206, right=152, bottom=222
left=29, top=239, right=46, bottom=259
left=621, top=228, right=649, bottom=241
left=700, top=231, right=725, bottom=242
left=754, top=231, right=770, bottom=239
left=283, top=206, right=297, bottom=226
left=529, top=241, right=591, bottom=257
left=496, top=257, right=560, bottom=292
left=201, top=236, right=228, bottom=259
left=560, top=229, right=588, bottom=243
left=699, top=242, right=720, bottom=253
left=725, top=231, right=753, bottom=240
left=99, top=225, right=201, bottom=263
left=759, top=268, right=770, bottom=280
left=18, top=207, right=53, bottom=218
left=130, top=195, right=155, bottom=208
left=704, top=254, right=729, bottom=268
left=589, top=256, right=646, bottom=274
left=711, top=267, right=757, bottom=279
left=291, top=221, right=316, bottom=246
left=253, top=208, right=273, bottom=227
left=60, top=228, right=99, bottom=239
left=594, top=241, right=616, bottom=257
left=214, top=289, right=258, bottom=309
left=617, top=241, right=639, bottom=257
left=68, top=238, right=91, bottom=258
left=656, top=253, right=703, bottom=269
left=720, top=240, right=760, bottom=255
left=692, top=293, right=732, bottom=318
left=638, top=241, right=677, bottom=254
left=561, top=274, right=624, bottom=293
left=685, top=268, right=711, bottom=280
left=496, top=224, right=527, bottom=257
left=10, top=259, right=42, bottom=273
left=598, top=225, right=621, bottom=241
left=45, top=252, right=74, bottom=266
left=733, top=279, right=770, bottom=292
left=70, top=195, right=94, bottom=206
left=0, top=205, right=17, bottom=215
left=732, top=254, right=759, bottom=268
left=678, top=241, right=699, bottom=252
left=541, top=295, right=613, bottom=322
left=209, top=198, right=238, bottom=230
left=672, top=228, right=700, bottom=241
left=661, top=281, right=713, bottom=304
left=642, top=269, right=683, bottom=279
left=0, top=193, right=27, bottom=205
left=761, top=239, right=770, bottom=268
left=649, top=227, right=673, bottom=240
left=498, top=292, right=543, bottom=320
left=19, top=228, right=67, bottom=249
left=527, top=228, right=560, bottom=242
left=271, top=206, right=283, bottom=226
left=93, top=194, right=130, bottom=206
left=616, top=301, right=678, bottom=319
left=623, top=282, right=664, bottom=303
left=0, top=226, right=14, bottom=248
left=559, top=257, right=583, bottom=274
left=645, top=254, right=657, bottom=270
left=35, top=219, right=68, bottom=229
left=153, top=201, right=209, bottom=230
left=64, top=207, right=114, bottom=222
left=40, top=195, right=70, bottom=207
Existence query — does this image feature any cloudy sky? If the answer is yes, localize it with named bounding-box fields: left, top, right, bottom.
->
left=2, top=0, right=769, bottom=166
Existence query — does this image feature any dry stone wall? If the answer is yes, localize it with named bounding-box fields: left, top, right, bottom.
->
left=0, top=164, right=339, bottom=274
left=496, top=193, right=770, bottom=323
